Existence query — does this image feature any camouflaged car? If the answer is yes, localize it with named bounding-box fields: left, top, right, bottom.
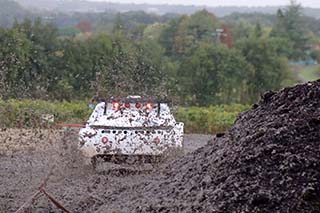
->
left=79, top=96, right=184, bottom=163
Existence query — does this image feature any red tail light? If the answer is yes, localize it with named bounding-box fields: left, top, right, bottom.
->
left=146, top=102, right=153, bottom=110
left=113, top=101, right=120, bottom=110
left=125, top=103, right=130, bottom=108
left=154, top=137, right=160, bottom=144
left=135, top=103, right=141, bottom=108
left=101, top=137, right=108, bottom=143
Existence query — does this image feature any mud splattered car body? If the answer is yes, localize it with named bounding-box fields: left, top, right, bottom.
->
left=79, top=96, right=184, bottom=159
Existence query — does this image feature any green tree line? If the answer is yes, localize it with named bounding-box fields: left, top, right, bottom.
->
left=0, top=1, right=314, bottom=106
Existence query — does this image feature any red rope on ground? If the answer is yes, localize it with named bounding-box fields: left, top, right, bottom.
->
left=15, top=166, right=70, bottom=213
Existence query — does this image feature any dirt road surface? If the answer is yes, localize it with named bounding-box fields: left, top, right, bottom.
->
left=0, top=129, right=212, bottom=212
left=3, top=81, right=320, bottom=212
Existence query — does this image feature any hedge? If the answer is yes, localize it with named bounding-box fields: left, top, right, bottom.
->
left=175, top=104, right=250, bottom=134
left=0, top=99, right=249, bottom=134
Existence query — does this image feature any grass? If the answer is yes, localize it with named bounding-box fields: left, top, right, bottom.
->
left=0, top=99, right=250, bottom=134
left=296, top=64, right=320, bottom=82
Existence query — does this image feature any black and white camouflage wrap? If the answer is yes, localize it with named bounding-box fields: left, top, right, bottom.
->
left=79, top=100, right=184, bottom=158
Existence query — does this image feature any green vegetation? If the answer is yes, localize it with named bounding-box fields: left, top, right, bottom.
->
left=0, top=99, right=249, bottom=134
left=176, top=104, right=250, bottom=134
left=296, top=65, right=320, bottom=82
left=0, top=99, right=91, bottom=128
left=1, top=1, right=320, bottom=132
left=1, top=5, right=303, bottom=105
left=178, top=43, right=253, bottom=105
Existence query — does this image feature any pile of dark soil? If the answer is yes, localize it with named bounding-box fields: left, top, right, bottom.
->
left=120, top=81, right=320, bottom=212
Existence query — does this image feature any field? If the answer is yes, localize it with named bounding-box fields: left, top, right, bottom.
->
left=0, top=128, right=212, bottom=212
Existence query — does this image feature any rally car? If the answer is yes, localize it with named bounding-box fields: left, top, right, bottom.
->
left=79, top=96, right=184, bottom=163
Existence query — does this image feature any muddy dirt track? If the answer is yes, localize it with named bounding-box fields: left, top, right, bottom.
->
left=0, top=129, right=212, bottom=212
left=2, top=81, right=320, bottom=213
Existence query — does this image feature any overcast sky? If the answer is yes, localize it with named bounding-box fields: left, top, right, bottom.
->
left=89, top=0, right=320, bottom=8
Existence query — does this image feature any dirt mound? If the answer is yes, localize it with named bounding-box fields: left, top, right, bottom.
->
left=116, top=81, right=320, bottom=212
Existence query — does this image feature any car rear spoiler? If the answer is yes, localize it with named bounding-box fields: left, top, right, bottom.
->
left=94, top=97, right=171, bottom=116
left=93, top=97, right=171, bottom=104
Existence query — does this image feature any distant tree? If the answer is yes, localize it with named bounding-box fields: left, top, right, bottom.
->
left=178, top=43, right=254, bottom=105
left=270, top=1, right=309, bottom=59
left=221, top=12, right=277, bottom=27
left=56, top=33, right=114, bottom=99
left=128, top=24, right=146, bottom=40
left=220, top=25, right=233, bottom=48
left=112, top=13, right=125, bottom=36
left=160, top=10, right=221, bottom=56
left=159, top=18, right=180, bottom=56
left=188, top=9, right=219, bottom=41
left=101, top=37, right=166, bottom=97
left=0, top=28, right=31, bottom=98
left=230, top=21, right=254, bottom=42
left=236, top=35, right=291, bottom=101
left=253, top=22, right=263, bottom=38
left=76, top=20, right=92, bottom=33
left=143, top=23, right=167, bottom=41
left=13, top=18, right=61, bottom=98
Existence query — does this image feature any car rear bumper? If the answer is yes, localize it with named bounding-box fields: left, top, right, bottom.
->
left=79, top=123, right=184, bottom=158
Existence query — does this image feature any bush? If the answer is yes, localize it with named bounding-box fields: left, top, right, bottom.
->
left=0, top=99, right=91, bottom=128
left=175, top=104, right=250, bottom=134
left=0, top=99, right=249, bottom=133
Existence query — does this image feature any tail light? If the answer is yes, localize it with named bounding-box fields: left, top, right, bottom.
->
left=101, top=137, right=108, bottom=144
left=146, top=102, right=153, bottom=110
left=113, top=101, right=120, bottom=110
left=125, top=103, right=130, bottom=108
left=154, top=137, right=160, bottom=144
left=135, top=103, right=141, bottom=108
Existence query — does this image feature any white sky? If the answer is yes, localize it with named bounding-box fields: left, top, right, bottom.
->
left=89, top=0, right=320, bottom=8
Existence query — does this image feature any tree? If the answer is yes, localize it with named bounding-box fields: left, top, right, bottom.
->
left=0, top=28, right=31, bottom=98
left=236, top=35, right=291, bottom=101
left=178, top=43, right=254, bottom=105
left=143, top=23, right=166, bottom=41
left=99, top=37, right=166, bottom=97
left=76, top=20, right=92, bottom=33
left=112, top=13, right=125, bottom=36
left=159, top=18, right=180, bottom=56
left=12, top=18, right=61, bottom=98
left=270, top=1, right=309, bottom=59
left=230, top=21, right=254, bottom=42
left=220, top=25, right=233, bottom=48
left=56, top=33, right=114, bottom=99
left=159, top=10, right=221, bottom=57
